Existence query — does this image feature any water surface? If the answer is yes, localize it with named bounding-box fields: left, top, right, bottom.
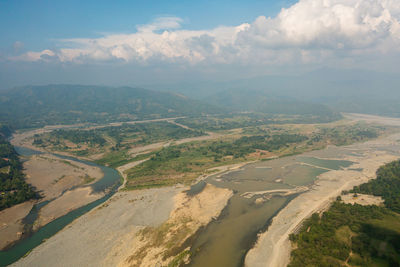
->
left=0, top=147, right=121, bottom=266
left=187, top=153, right=354, bottom=267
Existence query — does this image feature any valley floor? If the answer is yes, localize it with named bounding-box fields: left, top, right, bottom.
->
left=4, top=113, right=400, bottom=266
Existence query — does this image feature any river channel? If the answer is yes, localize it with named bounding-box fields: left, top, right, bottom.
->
left=0, top=147, right=121, bottom=266
left=186, top=148, right=355, bottom=267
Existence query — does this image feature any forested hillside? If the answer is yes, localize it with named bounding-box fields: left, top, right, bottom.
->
left=0, top=84, right=344, bottom=129
left=0, top=85, right=223, bottom=129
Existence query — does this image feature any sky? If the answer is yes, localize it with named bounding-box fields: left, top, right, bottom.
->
left=1, top=0, right=400, bottom=89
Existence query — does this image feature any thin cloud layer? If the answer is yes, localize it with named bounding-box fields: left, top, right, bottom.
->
left=12, top=0, right=400, bottom=67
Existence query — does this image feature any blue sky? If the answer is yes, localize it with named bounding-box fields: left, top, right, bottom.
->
left=1, top=0, right=400, bottom=89
left=0, top=0, right=296, bottom=50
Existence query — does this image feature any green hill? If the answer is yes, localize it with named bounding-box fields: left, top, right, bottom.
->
left=0, top=85, right=223, bottom=129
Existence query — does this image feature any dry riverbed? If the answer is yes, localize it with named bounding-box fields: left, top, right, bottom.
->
left=13, top=184, right=232, bottom=267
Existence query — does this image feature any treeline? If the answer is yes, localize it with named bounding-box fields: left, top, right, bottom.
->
left=33, top=121, right=205, bottom=152
left=289, top=202, right=399, bottom=266
left=213, top=133, right=307, bottom=160
left=307, top=123, right=380, bottom=146
left=100, top=122, right=204, bottom=146
left=125, top=133, right=309, bottom=189
left=289, top=160, right=400, bottom=266
left=0, top=125, right=38, bottom=210
left=352, top=160, right=400, bottom=213
left=34, top=129, right=107, bottom=147
left=175, top=113, right=341, bottom=132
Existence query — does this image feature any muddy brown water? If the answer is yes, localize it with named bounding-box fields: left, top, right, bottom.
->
left=186, top=151, right=355, bottom=267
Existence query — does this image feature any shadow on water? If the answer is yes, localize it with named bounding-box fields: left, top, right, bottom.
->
left=185, top=181, right=207, bottom=196
left=0, top=147, right=121, bottom=266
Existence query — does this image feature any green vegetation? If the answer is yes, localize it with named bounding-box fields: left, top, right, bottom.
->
left=82, top=175, right=95, bottom=184
left=98, top=122, right=205, bottom=145
left=32, top=121, right=205, bottom=160
left=289, top=203, right=400, bottom=267
left=29, top=112, right=386, bottom=191
left=125, top=133, right=309, bottom=189
left=168, top=250, right=191, bottom=267
left=0, top=85, right=344, bottom=130
left=0, top=125, right=38, bottom=210
left=0, top=85, right=223, bottom=129
left=289, top=160, right=400, bottom=267
left=310, top=123, right=381, bottom=146
left=34, top=129, right=107, bottom=147
left=352, top=160, right=400, bottom=213
left=175, top=112, right=341, bottom=132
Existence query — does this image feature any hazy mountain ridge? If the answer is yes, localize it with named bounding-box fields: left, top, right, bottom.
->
left=150, top=69, right=400, bottom=118
left=0, top=85, right=224, bottom=128
left=206, top=88, right=340, bottom=118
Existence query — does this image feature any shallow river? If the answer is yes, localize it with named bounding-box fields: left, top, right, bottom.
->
left=0, top=147, right=121, bottom=266
left=186, top=149, right=355, bottom=267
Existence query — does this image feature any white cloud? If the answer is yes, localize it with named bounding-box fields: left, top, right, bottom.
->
left=11, top=0, right=400, bottom=68
left=11, top=49, right=55, bottom=62
left=137, top=17, right=183, bottom=32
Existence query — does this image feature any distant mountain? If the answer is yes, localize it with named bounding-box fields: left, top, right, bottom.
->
left=152, top=68, right=400, bottom=118
left=0, top=85, right=224, bottom=128
left=206, top=88, right=340, bottom=119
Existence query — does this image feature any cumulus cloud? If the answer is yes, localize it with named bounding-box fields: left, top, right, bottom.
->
left=136, top=16, right=183, bottom=32
left=11, top=0, right=400, bottom=67
left=12, top=49, right=55, bottom=62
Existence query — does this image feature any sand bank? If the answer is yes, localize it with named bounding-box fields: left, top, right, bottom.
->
left=117, top=183, right=233, bottom=267
left=24, top=154, right=103, bottom=200
left=0, top=201, right=35, bottom=250
left=12, top=186, right=181, bottom=267
left=13, top=184, right=232, bottom=267
left=341, top=193, right=384, bottom=206
left=23, top=153, right=105, bottom=230
left=34, top=187, right=103, bottom=230
left=2, top=150, right=104, bottom=249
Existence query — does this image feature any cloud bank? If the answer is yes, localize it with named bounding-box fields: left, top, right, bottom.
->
left=12, top=0, right=400, bottom=68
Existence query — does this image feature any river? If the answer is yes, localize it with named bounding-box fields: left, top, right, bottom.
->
left=0, top=147, right=121, bottom=266
left=186, top=151, right=354, bottom=267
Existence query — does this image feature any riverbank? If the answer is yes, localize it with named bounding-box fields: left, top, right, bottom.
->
left=0, top=152, right=104, bottom=251
left=245, top=133, right=400, bottom=267
left=0, top=201, right=35, bottom=250
left=12, top=184, right=232, bottom=267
